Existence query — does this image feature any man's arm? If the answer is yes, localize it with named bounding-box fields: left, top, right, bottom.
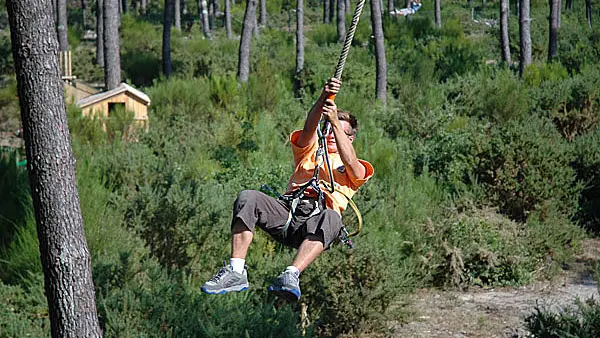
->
left=296, top=78, right=342, bottom=148
left=322, top=100, right=367, bottom=181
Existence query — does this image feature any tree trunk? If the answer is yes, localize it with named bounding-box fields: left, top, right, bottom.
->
left=519, top=0, right=532, bottom=76
left=104, top=0, right=121, bottom=89
left=557, top=0, right=561, bottom=27
left=175, top=0, right=181, bottom=30
left=514, top=0, right=519, bottom=15
left=260, top=0, right=267, bottom=26
left=96, top=0, right=104, bottom=66
left=500, top=0, right=511, bottom=63
left=371, top=0, right=386, bottom=103
left=57, top=0, right=68, bottom=51
left=163, top=0, right=174, bottom=77
left=548, top=0, right=559, bottom=61
left=435, top=0, right=442, bottom=28
left=225, top=0, right=232, bottom=38
left=565, top=0, right=572, bottom=10
left=296, top=0, right=304, bottom=76
left=199, top=0, right=211, bottom=39
left=346, top=0, right=351, bottom=13
left=330, top=0, right=336, bottom=23
left=388, top=0, right=394, bottom=15
left=122, top=0, right=128, bottom=13
left=82, top=0, right=88, bottom=29
left=324, top=0, right=330, bottom=23
left=238, top=0, right=257, bottom=83
left=6, top=1, right=102, bottom=337
left=337, top=0, right=346, bottom=42
left=586, top=0, right=592, bottom=29
left=253, top=9, right=259, bottom=36
left=141, top=0, right=147, bottom=13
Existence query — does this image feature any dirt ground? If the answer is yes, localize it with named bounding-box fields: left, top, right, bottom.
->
left=389, top=239, right=600, bottom=338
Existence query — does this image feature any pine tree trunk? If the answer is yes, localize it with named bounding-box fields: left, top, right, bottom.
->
left=557, top=0, right=561, bottom=27
left=565, top=0, right=572, bottom=10
left=199, top=0, right=211, bottom=39
left=371, top=0, right=386, bottom=103
left=175, top=0, right=181, bottom=30
left=57, top=0, right=68, bottom=51
left=519, top=0, right=532, bottom=76
left=514, top=0, right=519, bottom=15
left=253, top=9, right=259, bottom=36
left=104, top=0, right=121, bottom=89
left=163, top=0, right=174, bottom=77
left=435, top=0, right=442, bottom=28
left=500, top=0, right=511, bottom=63
left=238, top=0, right=257, bottom=83
left=548, top=0, right=559, bottom=61
left=6, top=0, right=102, bottom=336
left=225, top=0, right=232, bottom=38
left=260, top=0, right=267, bottom=26
left=141, top=0, right=147, bottom=13
left=296, top=0, right=304, bottom=76
left=82, top=0, right=88, bottom=29
left=96, top=0, right=105, bottom=66
left=324, top=0, right=330, bottom=23
left=122, top=0, right=128, bottom=13
left=330, top=0, right=336, bottom=23
left=346, top=0, right=351, bottom=13
left=586, top=0, right=592, bottom=29
left=388, top=0, right=394, bottom=15
left=337, top=0, right=346, bottom=42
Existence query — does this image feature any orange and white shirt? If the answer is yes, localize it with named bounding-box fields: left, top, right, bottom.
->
left=286, top=130, right=374, bottom=215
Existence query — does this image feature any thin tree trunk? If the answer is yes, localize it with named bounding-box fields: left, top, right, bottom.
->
left=548, top=0, right=559, bottom=61
left=296, top=0, right=304, bottom=76
left=52, top=0, right=57, bottom=25
left=225, top=0, right=232, bottom=38
left=104, top=0, right=121, bottom=89
left=253, top=8, right=259, bottom=36
left=122, top=0, right=128, bottom=13
left=388, top=0, right=394, bottom=15
left=371, top=0, right=386, bottom=102
left=6, top=0, right=102, bottom=336
left=565, top=0, right=572, bottom=10
left=141, top=0, right=147, bottom=13
left=163, top=0, right=174, bottom=77
left=238, top=0, right=257, bottom=83
left=514, top=0, right=519, bottom=15
left=519, top=0, right=532, bottom=76
left=337, top=0, right=346, bottom=42
left=199, top=0, right=211, bottom=39
left=500, top=0, right=511, bottom=63
left=557, top=0, right=561, bottom=27
left=586, top=0, right=592, bottom=29
left=57, top=0, right=68, bottom=51
left=330, top=0, right=336, bottom=23
left=324, top=0, right=330, bottom=23
left=175, top=0, right=181, bottom=30
left=260, top=0, right=267, bottom=26
left=82, top=0, right=88, bottom=29
left=435, top=0, right=442, bottom=28
left=346, top=0, right=351, bottom=13
left=96, top=0, right=104, bottom=66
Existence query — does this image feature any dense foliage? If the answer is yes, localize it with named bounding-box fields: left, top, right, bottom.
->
left=1, top=0, right=600, bottom=336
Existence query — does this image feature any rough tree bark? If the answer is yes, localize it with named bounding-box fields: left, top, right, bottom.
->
left=163, top=0, right=174, bottom=77
left=6, top=0, right=102, bottom=336
left=260, top=0, right=267, bottom=26
left=337, top=0, right=346, bottom=42
left=519, top=0, right=532, bottom=76
left=548, top=0, right=559, bottom=61
left=296, top=0, right=304, bottom=77
left=57, top=0, right=68, bottom=51
left=371, top=0, right=386, bottom=103
left=435, top=0, right=442, bottom=28
left=104, top=0, right=121, bottom=89
left=225, top=0, right=232, bottom=38
left=175, top=0, right=181, bottom=30
left=96, top=0, right=104, bottom=67
left=199, top=0, right=211, bottom=39
left=500, top=0, right=511, bottom=63
left=238, top=0, right=257, bottom=83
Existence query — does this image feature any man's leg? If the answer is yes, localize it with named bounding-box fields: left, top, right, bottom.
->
left=232, top=219, right=254, bottom=259
left=291, top=235, right=324, bottom=272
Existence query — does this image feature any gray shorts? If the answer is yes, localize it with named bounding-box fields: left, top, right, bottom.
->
left=232, top=190, right=343, bottom=249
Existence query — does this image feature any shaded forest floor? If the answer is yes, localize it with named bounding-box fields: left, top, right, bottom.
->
left=388, top=239, right=600, bottom=337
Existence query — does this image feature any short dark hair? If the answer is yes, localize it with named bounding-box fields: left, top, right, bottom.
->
left=337, top=110, right=358, bottom=136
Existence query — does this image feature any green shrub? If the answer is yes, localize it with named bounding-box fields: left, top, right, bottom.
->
left=0, top=275, right=49, bottom=337
left=525, top=298, right=600, bottom=337
left=571, top=128, right=600, bottom=233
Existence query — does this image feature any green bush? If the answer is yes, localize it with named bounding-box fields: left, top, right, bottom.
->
left=0, top=275, right=49, bottom=337
left=525, top=298, right=600, bottom=337
left=571, top=128, right=600, bottom=233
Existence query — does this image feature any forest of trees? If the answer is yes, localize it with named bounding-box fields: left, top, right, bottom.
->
left=1, top=0, right=600, bottom=336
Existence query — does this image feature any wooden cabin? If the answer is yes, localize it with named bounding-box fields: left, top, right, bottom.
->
left=76, top=83, right=151, bottom=129
left=64, top=81, right=100, bottom=104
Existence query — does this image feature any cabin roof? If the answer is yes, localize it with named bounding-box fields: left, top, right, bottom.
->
left=76, top=83, right=151, bottom=108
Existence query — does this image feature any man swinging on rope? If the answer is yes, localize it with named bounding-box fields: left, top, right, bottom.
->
left=201, top=78, right=374, bottom=301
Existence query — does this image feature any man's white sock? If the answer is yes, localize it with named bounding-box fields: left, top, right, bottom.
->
left=285, top=265, right=300, bottom=276
left=230, top=258, right=245, bottom=274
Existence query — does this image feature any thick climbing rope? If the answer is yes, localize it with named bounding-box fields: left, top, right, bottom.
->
left=332, top=0, right=367, bottom=81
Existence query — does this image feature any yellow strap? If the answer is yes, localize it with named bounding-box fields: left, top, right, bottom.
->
left=319, top=181, right=363, bottom=237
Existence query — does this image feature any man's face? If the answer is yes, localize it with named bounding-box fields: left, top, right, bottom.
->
left=326, top=120, right=355, bottom=153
